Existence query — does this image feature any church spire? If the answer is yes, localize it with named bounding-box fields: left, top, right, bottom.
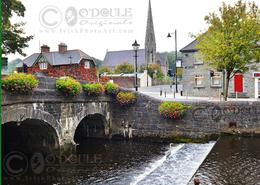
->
left=145, top=0, right=156, bottom=66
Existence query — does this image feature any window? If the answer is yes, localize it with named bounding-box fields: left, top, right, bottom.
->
left=39, top=62, right=48, bottom=70
left=194, top=59, right=204, bottom=65
left=84, top=61, right=90, bottom=69
left=211, top=72, right=222, bottom=87
left=194, top=75, right=204, bottom=87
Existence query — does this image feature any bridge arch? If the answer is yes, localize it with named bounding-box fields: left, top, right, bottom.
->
left=3, top=119, right=60, bottom=154
left=74, top=113, right=109, bottom=144
left=2, top=106, right=62, bottom=146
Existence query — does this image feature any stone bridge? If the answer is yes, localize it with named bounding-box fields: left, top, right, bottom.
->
left=3, top=76, right=260, bottom=149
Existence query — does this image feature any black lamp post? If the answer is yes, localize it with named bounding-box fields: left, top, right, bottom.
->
left=167, top=29, right=178, bottom=93
left=132, top=40, right=140, bottom=91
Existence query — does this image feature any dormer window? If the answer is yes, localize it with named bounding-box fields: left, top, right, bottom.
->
left=39, top=62, right=48, bottom=70
left=38, top=56, right=48, bottom=70
left=84, top=61, right=90, bottom=69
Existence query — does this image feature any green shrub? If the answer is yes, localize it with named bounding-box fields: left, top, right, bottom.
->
left=56, top=77, right=82, bottom=96
left=2, top=73, right=39, bottom=94
left=105, top=82, right=119, bottom=95
left=158, top=102, right=191, bottom=119
left=116, top=92, right=136, bottom=106
left=82, top=83, right=104, bottom=96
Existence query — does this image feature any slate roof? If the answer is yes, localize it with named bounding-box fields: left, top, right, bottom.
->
left=103, top=49, right=146, bottom=68
left=23, top=49, right=94, bottom=67
left=180, top=39, right=199, bottom=53
left=156, top=52, right=168, bottom=66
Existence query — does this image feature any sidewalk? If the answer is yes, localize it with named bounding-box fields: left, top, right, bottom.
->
left=138, top=87, right=259, bottom=102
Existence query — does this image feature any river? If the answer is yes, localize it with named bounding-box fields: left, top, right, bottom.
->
left=3, top=137, right=260, bottom=185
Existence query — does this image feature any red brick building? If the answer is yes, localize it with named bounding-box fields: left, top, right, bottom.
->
left=22, top=43, right=98, bottom=82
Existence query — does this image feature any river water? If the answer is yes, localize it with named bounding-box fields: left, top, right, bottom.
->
left=3, top=137, right=260, bottom=185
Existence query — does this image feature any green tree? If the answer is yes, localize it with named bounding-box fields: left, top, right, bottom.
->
left=196, top=0, right=260, bottom=100
left=114, top=63, right=134, bottom=74
left=2, top=0, right=33, bottom=56
left=98, top=66, right=112, bottom=74
left=147, top=64, right=164, bottom=80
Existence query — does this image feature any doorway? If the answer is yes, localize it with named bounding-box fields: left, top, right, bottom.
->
left=234, top=74, right=243, bottom=93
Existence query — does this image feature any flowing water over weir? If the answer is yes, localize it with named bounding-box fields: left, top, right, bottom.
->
left=3, top=137, right=260, bottom=185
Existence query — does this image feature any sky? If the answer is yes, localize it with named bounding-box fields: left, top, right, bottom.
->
left=8, top=0, right=257, bottom=61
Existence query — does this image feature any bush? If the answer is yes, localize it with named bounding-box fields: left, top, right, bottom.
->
left=158, top=102, right=191, bottom=119
left=105, top=82, right=119, bottom=95
left=114, top=63, right=134, bottom=74
left=82, top=83, right=104, bottom=96
left=56, top=77, right=82, bottom=96
left=116, top=92, right=136, bottom=106
left=98, top=66, right=112, bottom=75
left=2, top=73, right=39, bottom=94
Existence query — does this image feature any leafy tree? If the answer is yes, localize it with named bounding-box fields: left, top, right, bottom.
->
left=147, top=64, right=164, bottom=80
left=98, top=66, right=112, bottom=74
left=114, top=63, right=134, bottom=74
left=2, top=0, right=33, bottom=56
left=196, top=0, right=260, bottom=100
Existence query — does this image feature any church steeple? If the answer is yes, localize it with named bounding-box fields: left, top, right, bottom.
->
left=145, top=0, right=156, bottom=66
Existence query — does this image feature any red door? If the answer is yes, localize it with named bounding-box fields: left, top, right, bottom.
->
left=234, top=74, right=243, bottom=93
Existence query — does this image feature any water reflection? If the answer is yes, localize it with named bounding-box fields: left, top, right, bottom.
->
left=190, top=136, right=260, bottom=185
left=3, top=139, right=167, bottom=185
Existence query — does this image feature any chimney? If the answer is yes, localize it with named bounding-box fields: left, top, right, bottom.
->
left=58, top=43, right=67, bottom=53
left=41, top=45, right=50, bottom=53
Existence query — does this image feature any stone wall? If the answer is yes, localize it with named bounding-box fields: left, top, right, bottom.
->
left=2, top=76, right=260, bottom=146
left=110, top=92, right=260, bottom=140
left=181, top=52, right=222, bottom=98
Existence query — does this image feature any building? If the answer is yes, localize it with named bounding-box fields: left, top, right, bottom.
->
left=21, top=43, right=97, bottom=82
left=180, top=40, right=260, bottom=99
left=104, top=70, right=152, bottom=88
left=103, top=0, right=168, bottom=76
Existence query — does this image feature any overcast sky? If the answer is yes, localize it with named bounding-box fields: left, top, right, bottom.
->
left=8, top=0, right=256, bottom=61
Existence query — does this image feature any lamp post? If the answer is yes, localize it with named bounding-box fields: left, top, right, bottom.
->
left=167, top=29, right=178, bottom=93
left=132, top=40, right=140, bottom=91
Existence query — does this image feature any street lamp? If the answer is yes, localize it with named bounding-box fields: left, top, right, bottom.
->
left=132, top=40, right=140, bottom=91
left=167, top=29, right=178, bottom=93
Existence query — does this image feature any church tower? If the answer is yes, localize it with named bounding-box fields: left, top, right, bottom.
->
left=145, top=0, right=156, bottom=66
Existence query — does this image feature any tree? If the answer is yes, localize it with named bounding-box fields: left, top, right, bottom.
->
left=2, top=0, right=33, bottom=57
left=196, top=0, right=260, bottom=100
left=114, top=63, right=134, bottom=74
left=98, top=66, right=112, bottom=74
left=147, top=64, right=164, bottom=79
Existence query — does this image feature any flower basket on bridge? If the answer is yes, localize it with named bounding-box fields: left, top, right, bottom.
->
left=56, top=77, right=82, bottom=96
left=82, top=83, right=105, bottom=96
left=158, top=102, right=191, bottom=119
left=116, top=92, right=136, bottom=106
left=105, top=82, right=119, bottom=96
left=2, top=73, right=39, bottom=94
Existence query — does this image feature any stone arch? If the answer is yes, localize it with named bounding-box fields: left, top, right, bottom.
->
left=63, top=102, right=111, bottom=141
left=73, top=113, right=109, bottom=143
left=3, top=119, right=60, bottom=153
left=2, top=106, right=62, bottom=145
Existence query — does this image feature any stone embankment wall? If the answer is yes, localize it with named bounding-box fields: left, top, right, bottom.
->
left=111, top=92, right=260, bottom=140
